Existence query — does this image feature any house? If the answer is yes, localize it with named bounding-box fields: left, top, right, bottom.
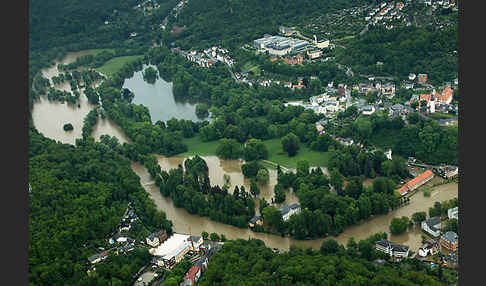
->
left=381, top=83, right=395, bottom=98
left=180, top=266, right=201, bottom=286
left=447, top=207, right=458, bottom=220
left=307, top=49, right=323, bottom=60
left=417, top=73, right=428, bottom=83
left=397, top=170, right=434, bottom=196
left=248, top=216, right=263, bottom=228
left=437, top=118, right=458, bottom=127
left=284, top=54, right=303, bottom=65
left=146, top=230, right=169, bottom=247
left=440, top=165, right=458, bottom=179
left=316, top=39, right=330, bottom=49
left=279, top=203, right=301, bottom=221
left=440, top=231, right=458, bottom=251
left=384, top=149, right=392, bottom=160
left=375, top=239, right=410, bottom=259
left=405, top=83, right=414, bottom=89
left=361, top=105, right=376, bottom=115
left=418, top=240, right=439, bottom=257
left=279, top=26, right=296, bottom=36
left=88, top=251, right=108, bottom=264
left=422, top=217, right=442, bottom=237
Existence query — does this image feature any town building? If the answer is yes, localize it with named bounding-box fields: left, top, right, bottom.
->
left=397, top=169, right=434, bottom=196
left=384, top=149, right=392, bottom=160
left=150, top=234, right=203, bottom=269
left=307, top=49, right=323, bottom=60
left=316, top=39, right=330, bottom=49
left=279, top=26, right=296, bottom=36
left=284, top=54, right=304, bottom=65
left=443, top=253, right=458, bottom=268
left=417, top=73, right=428, bottom=84
left=146, top=229, right=169, bottom=247
left=448, top=207, right=458, bottom=220
left=440, top=231, right=458, bottom=251
left=88, top=251, right=108, bottom=264
left=180, top=266, right=201, bottom=286
left=419, top=87, right=454, bottom=106
left=248, top=216, right=263, bottom=228
left=361, top=105, right=376, bottom=115
left=422, top=217, right=442, bottom=237
left=440, top=165, right=458, bottom=179
left=253, top=35, right=310, bottom=56
left=375, top=239, right=410, bottom=259
left=418, top=239, right=439, bottom=257
left=381, top=83, right=396, bottom=98
left=279, top=203, right=301, bottom=221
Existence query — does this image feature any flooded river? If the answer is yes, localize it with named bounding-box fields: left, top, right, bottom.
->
left=123, top=65, right=202, bottom=123
left=132, top=159, right=458, bottom=252
left=31, top=52, right=130, bottom=145
left=31, top=50, right=459, bottom=253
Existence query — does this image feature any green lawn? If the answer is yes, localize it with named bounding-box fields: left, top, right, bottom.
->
left=176, top=136, right=220, bottom=157
left=427, top=112, right=455, bottom=120
left=95, top=55, right=144, bottom=77
left=174, top=136, right=330, bottom=168
left=85, top=48, right=116, bottom=56
left=262, top=138, right=330, bottom=169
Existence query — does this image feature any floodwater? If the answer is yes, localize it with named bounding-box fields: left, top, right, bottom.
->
left=152, top=155, right=300, bottom=207
left=131, top=159, right=458, bottom=252
left=31, top=51, right=130, bottom=145
left=122, top=64, right=203, bottom=123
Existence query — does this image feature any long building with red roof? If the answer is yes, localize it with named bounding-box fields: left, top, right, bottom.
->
left=397, top=170, right=434, bottom=196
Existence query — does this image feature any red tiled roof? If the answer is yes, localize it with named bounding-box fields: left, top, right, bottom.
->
left=185, top=266, right=200, bottom=279
left=397, top=170, right=434, bottom=195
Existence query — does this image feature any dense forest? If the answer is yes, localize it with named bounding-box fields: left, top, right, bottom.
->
left=28, top=126, right=173, bottom=285
left=171, top=0, right=375, bottom=50
left=198, top=238, right=458, bottom=286
left=336, top=25, right=458, bottom=85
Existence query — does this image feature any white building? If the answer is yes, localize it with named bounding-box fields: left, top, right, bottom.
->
left=361, top=105, right=376, bottom=115
left=150, top=234, right=203, bottom=268
left=375, top=239, right=409, bottom=259
left=384, top=149, right=392, bottom=160
left=279, top=203, right=301, bottom=221
left=448, top=207, right=458, bottom=220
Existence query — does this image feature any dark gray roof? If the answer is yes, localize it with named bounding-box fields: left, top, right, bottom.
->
left=279, top=205, right=290, bottom=215
left=376, top=239, right=409, bottom=252
left=289, top=203, right=300, bottom=210
left=249, top=216, right=263, bottom=224
left=425, top=217, right=441, bottom=231
left=441, top=231, right=458, bottom=244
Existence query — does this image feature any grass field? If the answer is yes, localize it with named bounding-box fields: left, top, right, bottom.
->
left=176, top=136, right=220, bottom=157
left=427, top=112, right=456, bottom=120
left=174, top=136, right=330, bottom=168
left=262, top=138, right=330, bottom=168
left=95, top=55, right=144, bottom=77
left=85, top=48, right=116, bottom=56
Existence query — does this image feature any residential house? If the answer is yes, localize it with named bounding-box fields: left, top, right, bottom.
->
left=381, top=83, right=395, bottom=98
left=279, top=203, right=301, bottom=221
left=88, top=251, right=108, bottom=264
left=397, top=170, right=434, bottom=196
left=437, top=118, right=458, bottom=127
left=440, top=231, right=458, bottom=251
left=375, top=239, right=410, bottom=259
left=146, top=230, right=169, bottom=247
left=361, top=105, right=376, bottom=115
left=417, top=73, right=428, bottom=83
left=405, top=83, right=414, bottom=89
left=418, top=240, right=439, bottom=257
left=384, top=149, right=392, bottom=160
left=180, top=266, right=201, bottom=286
left=284, top=54, right=303, bottom=65
left=422, top=217, right=442, bottom=237
left=448, top=207, right=458, bottom=220
left=249, top=216, right=263, bottom=228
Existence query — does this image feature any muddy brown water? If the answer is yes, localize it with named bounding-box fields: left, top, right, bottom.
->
left=32, top=52, right=130, bottom=145
left=132, top=159, right=458, bottom=252
left=32, top=51, right=459, bottom=253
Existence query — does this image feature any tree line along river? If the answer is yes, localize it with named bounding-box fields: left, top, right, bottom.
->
left=31, top=51, right=458, bottom=252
